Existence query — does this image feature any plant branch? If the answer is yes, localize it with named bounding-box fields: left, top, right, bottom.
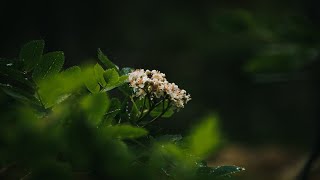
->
left=142, top=101, right=171, bottom=127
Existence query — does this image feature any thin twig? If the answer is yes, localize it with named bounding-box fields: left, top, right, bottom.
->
left=142, top=102, right=171, bottom=127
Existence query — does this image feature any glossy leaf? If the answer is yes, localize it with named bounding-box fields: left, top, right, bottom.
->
left=197, top=166, right=245, bottom=178
left=97, top=49, right=119, bottom=71
left=32, top=51, right=64, bottom=83
left=20, top=40, right=45, bottom=72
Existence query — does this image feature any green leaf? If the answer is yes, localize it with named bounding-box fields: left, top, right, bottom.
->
left=0, top=65, right=34, bottom=91
left=120, top=67, right=133, bottom=76
left=20, top=40, right=45, bottom=72
left=188, top=114, right=221, bottom=158
left=101, top=125, right=148, bottom=139
left=104, top=68, right=119, bottom=85
left=0, top=84, right=40, bottom=105
left=150, top=101, right=174, bottom=118
left=97, top=49, right=119, bottom=71
left=118, top=83, right=133, bottom=96
left=197, top=166, right=245, bottom=178
left=38, top=66, right=83, bottom=108
left=106, top=98, right=121, bottom=118
left=102, top=69, right=128, bottom=91
left=156, top=135, right=183, bottom=143
left=0, top=58, right=23, bottom=70
left=80, top=93, right=110, bottom=126
left=32, top=51, right=65, bottom=83
left=83, top=66, right=100, bottom=93
left=103, top=75, right=128, bottom=91
left=94, top=63, right=107, bottom=87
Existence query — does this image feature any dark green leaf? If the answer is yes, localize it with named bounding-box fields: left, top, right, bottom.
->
left=156, top=135, right=183, bottom=143
left=0, top=58, right=23, bottom=70
left=118, top=83, right=133, bottom=96
left=106, top=98, right=121, bottom=118
left=97, top=49, right=119, bottom=71
left=197, top=166, right=245, bottom=178
left=32, top=51, right=65, bottom=83
left=150, top=106, right=174, bottom=118
left=0, top=65, right=34, bottom=91
left=0, top=84, right=39, bottom=105
left=150, top=101, right=174, bottom=118
left=20, top=40, right=45, bottom=72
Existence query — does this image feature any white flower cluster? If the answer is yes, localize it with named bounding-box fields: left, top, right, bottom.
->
left=128, top=69, right=191, bottom=108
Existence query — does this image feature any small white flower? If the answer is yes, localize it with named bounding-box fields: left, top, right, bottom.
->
left=128, top=69, right=191, bottom=109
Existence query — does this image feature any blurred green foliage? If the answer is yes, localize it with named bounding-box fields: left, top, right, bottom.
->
left=0, top=41, right=244, bottom=179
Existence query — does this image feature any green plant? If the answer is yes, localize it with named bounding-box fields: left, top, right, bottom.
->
left=0, top=40, right=245, bottom=179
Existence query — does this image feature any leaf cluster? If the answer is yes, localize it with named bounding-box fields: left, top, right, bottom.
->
left=0, top=40, right=244, bottom=179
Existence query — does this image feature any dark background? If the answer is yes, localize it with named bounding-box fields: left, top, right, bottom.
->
left=2, top=0, right=320, bottom=159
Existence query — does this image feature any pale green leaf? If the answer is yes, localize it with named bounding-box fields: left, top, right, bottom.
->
left=38, top=66, right=83, bottom=108
left=189, top=114, right=221, bottom=158
left=80, top=93, right=110, bottom=126
left=101, top=125, right=148, bottom=139
left=83, top=66, right=100, bottom=93
left=94, top=63, right=107, bottom=87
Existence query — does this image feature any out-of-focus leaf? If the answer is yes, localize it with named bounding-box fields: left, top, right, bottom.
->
left=19, top=40, right=45, bottom=72
left=83, top=66, right=100, bottom=93
left=94, top=63, right=107, bottom=87
left=188, top=114, right=221, bottom=158
left=38, top=66, right=82, bottom=108
left=101, top=125, right=148, bottom=139
left=97, top=49, right=119, bottom=71
left=197, top=166, right=245, bottom=178
left=32, top=51, right=64, bottom=83
left=244, top=44, right=316, bottom=73
left=81, top=93, right=110, bottom=126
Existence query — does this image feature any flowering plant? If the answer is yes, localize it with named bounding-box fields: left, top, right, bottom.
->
left=0, top=40, right=244, bottom=179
